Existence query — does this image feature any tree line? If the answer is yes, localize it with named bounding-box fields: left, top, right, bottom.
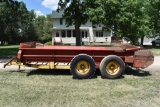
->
left=58, top=0, right=160, bottom=45
left=0, top=0, right=52, bottom=45
left=0, top=0, right=160, bottom=46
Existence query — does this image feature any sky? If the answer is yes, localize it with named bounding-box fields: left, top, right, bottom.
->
left=17, top=0, right=59, bottom=16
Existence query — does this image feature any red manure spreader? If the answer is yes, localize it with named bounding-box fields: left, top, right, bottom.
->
left=4, top=42, right=154, bottom=79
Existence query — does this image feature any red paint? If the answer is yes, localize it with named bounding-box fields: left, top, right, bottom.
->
left=17, top=42, right=153, bottom=68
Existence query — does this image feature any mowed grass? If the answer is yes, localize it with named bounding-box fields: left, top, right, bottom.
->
left=142, top=45, right=160, bottom=55
left=0, top=44, right=160, bottom=107
left=0, top=69, right=160, bottom=107
left=0, top=45, right=19, bottom=58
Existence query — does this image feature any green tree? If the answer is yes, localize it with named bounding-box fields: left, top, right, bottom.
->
left=17, top=1, right=28, bottom=42
left=35, top=14, right=52, bottom=43
left=35, top=15, right=46, bottom=42
left=86, top=0, right=150, bottom=45
left=147, top=0, right=160, bottom=37
left=26, top=10, right=38, bottom=41
left=0, top=0, right=35, bottom=45
left=57, top=0, right=88, bottom=46
left=0, top=0, right=20, bottom=45
left=41, top=14, right=52, bottom=43
left=0, top=0, right=52, bottom=45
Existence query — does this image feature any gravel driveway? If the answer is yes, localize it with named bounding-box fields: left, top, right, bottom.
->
left=0, top=56, right=159, bottom=72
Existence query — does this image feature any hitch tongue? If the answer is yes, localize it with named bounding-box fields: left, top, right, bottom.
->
left=4, top=57, right=19, bottom=68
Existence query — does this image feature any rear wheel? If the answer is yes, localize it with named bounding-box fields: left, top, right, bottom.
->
left=100, top=55, right=125, bottom=79
left=70, top=54, right=96, bottom=79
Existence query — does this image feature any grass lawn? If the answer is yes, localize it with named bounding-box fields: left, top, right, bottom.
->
left=0, top=45, right=19, bottom=59
left=0, top=69, right=159, bottom=107
left=142, top=45, right=160, bottom=55
left=0, top=44, right=160, bottom=107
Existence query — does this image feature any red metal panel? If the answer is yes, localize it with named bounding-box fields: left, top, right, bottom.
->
left=133, top=50, right=154, bottom=68
left=125, top=56, right=134, bottom=63
left=17, top=42, right=147, bottom=68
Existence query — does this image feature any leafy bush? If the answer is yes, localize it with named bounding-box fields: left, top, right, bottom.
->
left=45, top=41, right=52, bottom=45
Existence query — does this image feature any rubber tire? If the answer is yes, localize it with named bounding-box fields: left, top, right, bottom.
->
left=100, top=55, right=125, bottom=79
left=70, top=54, right=96, bottom=79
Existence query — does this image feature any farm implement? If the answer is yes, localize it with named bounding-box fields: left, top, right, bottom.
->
left=4, top=42, right=154, bottom=79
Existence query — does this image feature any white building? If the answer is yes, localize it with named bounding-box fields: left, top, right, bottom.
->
left=51, top=11, right=112, bottom=45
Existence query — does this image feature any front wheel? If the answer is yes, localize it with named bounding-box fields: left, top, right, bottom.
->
left=100, top=55, right=125, bottom=79
left=70, top=54, right=96, bottom=79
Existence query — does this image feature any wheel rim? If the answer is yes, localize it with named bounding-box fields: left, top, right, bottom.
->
left=106, top=61, right=120, bottom=75
left=76, top=60, right=90, bottom=75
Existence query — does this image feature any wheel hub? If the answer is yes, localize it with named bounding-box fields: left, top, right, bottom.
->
left=106, top=61, right=120, bottom=75
left=76, top=60, right=90, bottom=75
left=80, top=64, right=85, bottom=69
left=110, top=65, right=115, bottom=70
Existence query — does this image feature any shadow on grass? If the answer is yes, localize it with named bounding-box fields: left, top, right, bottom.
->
left=26, top=69, right=103, bottom=79
left=27, top=69, right=71, bottom=76
left=25, top=67, right=151, bottom=79
left=125, top=66, right=152, bottom=77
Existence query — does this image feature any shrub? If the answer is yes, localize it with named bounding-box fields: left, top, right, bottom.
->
left=45, top=41, right=52, bottom=45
